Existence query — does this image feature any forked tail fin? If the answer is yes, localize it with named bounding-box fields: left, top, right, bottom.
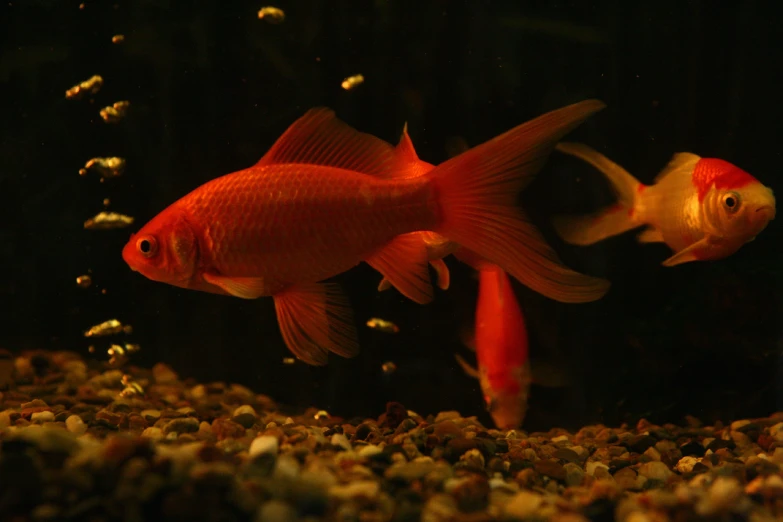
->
left=552, top=142, right=646, bottom=246
left=427, top=99, right=611, bottom=304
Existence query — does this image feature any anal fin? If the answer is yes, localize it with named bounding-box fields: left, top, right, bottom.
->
left=273, top=282, right=359, bottom=366
left=365, top=234, right=434, bottom=304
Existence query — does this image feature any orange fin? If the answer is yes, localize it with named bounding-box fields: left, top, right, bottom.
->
left=428, top=99, right=611, bottom=303
left=430, top=258, right=450, bottom=290
left=396, top=123, right=419, bottom=161
left=202, top=273, right=267, bottom=299
left=455, top=353, right=480, bottom=379
left=255, top=107, right=396, bottom=177
left=452, top=247, right=490, bottom=271
left=273, top=282, right=359, bottom=366
left=391, top=123, right=435, bottom=178
left=378, top=258, right=448, bottom=292
left=365, top=234, right=434, bottom=304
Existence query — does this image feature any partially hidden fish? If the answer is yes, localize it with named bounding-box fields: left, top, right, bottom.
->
left=455, top=260, right=532, bottom=430
left=552, top=142, right=776, bottom=266
left=455, top=252, right=571, bottom=430
left=122, top=101, right=610, bottom=365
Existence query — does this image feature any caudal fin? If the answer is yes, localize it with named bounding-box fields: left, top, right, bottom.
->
left=428, top=99, right=611, bottom=304
left=428, top=100, right=609, bottom=303
left=551, top=142, right=645, bottom=246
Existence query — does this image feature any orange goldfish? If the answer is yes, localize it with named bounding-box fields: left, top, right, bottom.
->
left=454, top=259, right=532, bottom=429
left=552, top=142, right=776, bottom=266
left=122, top=101, right=610, bottom=365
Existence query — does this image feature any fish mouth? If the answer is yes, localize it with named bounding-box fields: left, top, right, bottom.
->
left=756, top=205, right=776, bottom=220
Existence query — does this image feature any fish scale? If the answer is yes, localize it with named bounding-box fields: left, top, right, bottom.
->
left=181, top=164, right=434, bottom=287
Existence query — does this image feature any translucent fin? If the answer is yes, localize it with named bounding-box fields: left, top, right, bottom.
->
left=365, top=234, right=434, bottom=304
left=661, top=238, right=712, bottom=267
left=202, top=273, right=267, bottom=299
left=555, top=142, right=642, bottom=207
left=428, top=99, right=611, bottom=303
left=637, top=227, right=665, bottom=244
left=552, top=204, right=642, bottom=246
left=455, top=354, right=480, bottom=379
left=273, top=282, right=359, bottom=366
left=255, top=107, right=397, bottom=177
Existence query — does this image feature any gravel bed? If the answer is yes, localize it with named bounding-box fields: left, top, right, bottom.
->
left=1, top=349, right=782, bottom=521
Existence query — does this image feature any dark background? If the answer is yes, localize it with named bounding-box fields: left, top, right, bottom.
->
left=1, top=0, right=782, bottom=432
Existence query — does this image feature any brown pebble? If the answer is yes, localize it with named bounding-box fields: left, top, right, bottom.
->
left=554, top=447, right=581, bottom=463
left=534, top=459, right=566, bottom=481
left=453, top=475, right=490, bottom=512
left=211, top=418, right=246, bottom=440
left=95, top=409, right=126, bottom=429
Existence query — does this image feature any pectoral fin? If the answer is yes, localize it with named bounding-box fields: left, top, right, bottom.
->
left=454, top=354, right=480, bottom=379
left=661, top=238, right=713, bottom=267
left=272, top=282, right=359, bottom=366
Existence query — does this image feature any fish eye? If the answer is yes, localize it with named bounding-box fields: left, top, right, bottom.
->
left=136, top=235, right=158, bottom=258
left=723, top=192, right=741, bottom=213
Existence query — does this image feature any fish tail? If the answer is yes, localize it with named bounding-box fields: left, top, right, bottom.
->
left=427, top=99, right=611, bottom=304
left=551, top=142, right=646, bottom=246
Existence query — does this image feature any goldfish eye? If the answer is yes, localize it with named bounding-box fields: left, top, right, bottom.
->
left=136, top=236, right=158, bottom=258
left=722, top=192, right=741, bottom=213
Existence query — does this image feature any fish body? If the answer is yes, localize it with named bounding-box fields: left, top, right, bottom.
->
left=123, top=102, right=610, bottom=365
left=456, top=261, right=532, bottom=430
left=552, top=143, right=776, bottom=266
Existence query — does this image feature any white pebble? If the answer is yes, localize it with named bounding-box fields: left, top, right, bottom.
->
left=586, top=461, right=609, bottom=475
left=504, top=490, right=544, bottom=518
left=31, top=411, right=55, bottom=423
left=637, top=461, right=673, bottom=481
left=358, top=444, right=382, bottom=458
left=329, top=481, right=379, bottom=500
left=141, top=427, right=164, bottom=440
left=675, top=456, right=700, bottom=473
left=234, top=405, right=257, bottom=417
left=730, top=419, right=751, bottom=431
left=697, top=476, right=744, bottom=516
left=255, top=500, right=297, bottom=522
left=770, top=422, right=783, bottom=442
left=249, top=435, right=279, bottom=457
left=65, top=415, right=87, bottom=435
left=331, top=433, right=351, bottom=451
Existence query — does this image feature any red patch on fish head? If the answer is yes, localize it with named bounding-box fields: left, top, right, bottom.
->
left=692, top=158, right=755, bottom=202
left=122, top=207, right=198, bottom=288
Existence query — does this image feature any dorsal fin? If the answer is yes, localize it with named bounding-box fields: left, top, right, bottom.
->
left=390, top=122, right=435, bottom=179
left=255, top=107, right=397, bottom=177
left=653, top=152, right=701, bottom=184
left=395, top=123, right=420, bottom=162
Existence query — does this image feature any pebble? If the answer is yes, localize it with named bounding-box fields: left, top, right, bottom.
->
left=65, top=414, right=87, bottom=435
left=638, top=461, right=674, bottom=481
left=1, top=349, right=783, bottom=521
left=249, top=435, right=279, bottom=457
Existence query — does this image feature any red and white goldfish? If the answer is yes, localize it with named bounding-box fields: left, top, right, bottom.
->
left=122, top=101, right=610, bottom=365
left=552, top=142, right=776, bottom=266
